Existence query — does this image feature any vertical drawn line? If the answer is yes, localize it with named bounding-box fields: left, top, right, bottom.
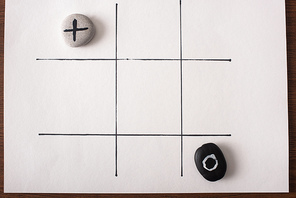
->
left=179, top=0, right=184, bottom=177
left=115, top=3, right=118, bottom=177
left=72, top=19, right=77, bottom=41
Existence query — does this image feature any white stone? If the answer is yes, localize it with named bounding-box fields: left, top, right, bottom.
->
left=62, top=14, right=95, bottom=47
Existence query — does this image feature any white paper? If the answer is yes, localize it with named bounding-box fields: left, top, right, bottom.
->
left=4, top=0, right=288, bottom=193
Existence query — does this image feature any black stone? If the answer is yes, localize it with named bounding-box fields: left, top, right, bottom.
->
left=194, top=143, right=227, bottom=182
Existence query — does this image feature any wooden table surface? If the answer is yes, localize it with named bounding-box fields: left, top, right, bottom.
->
left=0, top=0, right=295, bottom=197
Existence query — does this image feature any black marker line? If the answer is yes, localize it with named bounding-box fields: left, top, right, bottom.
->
left=38, top=133, right=231, bottom=137
left=125, top=58, right=231, bottom=62
left=64, top=19, right=89, bottom=42
left=115, top=3, right=118, bottom=177
left=179, top=0, right=184, bottom=177
left=36, top=58, right=120, bottom=61
left=36, top=58, right=231, bottom=62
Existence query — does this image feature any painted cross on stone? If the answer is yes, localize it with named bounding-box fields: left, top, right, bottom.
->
left=64, top=19, right=89, bottom=42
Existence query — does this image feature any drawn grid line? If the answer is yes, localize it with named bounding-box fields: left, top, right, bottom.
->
left=37, top=1, right=232, bottom=177
left=180, top=0, right=184, bottom=177
left=39, top=133, right=231, bottom=137
left=115, top=3, right=118, bottom=177
left=36, top=58, right=231, bottom=62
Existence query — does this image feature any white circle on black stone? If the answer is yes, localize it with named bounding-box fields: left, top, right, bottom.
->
left=62, top=14, right=95, bottom=47
left=202, top=154, right=218, bottom=171
left=194, top=143, right=227, bottom=182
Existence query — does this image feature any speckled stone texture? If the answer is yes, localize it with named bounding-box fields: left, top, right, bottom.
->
left=62, top=14, right=95, bottom=47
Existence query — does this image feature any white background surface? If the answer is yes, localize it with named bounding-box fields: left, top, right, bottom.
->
left=4, top=0, right=288, bottom=193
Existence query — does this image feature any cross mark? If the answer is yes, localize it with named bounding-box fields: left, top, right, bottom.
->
left=64, top=19, right=89, bottom=42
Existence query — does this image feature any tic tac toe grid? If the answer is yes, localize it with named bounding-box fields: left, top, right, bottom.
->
left=37, top=0, right=232, bottom=177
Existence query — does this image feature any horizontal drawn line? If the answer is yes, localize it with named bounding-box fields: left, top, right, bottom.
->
left=64, top=28, right=88, bottom=32
left=39, top=133, right=231, bottom=137
left=37, top=58, right=117, bottom=61
left=36, top=58, right=232, bottom=62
